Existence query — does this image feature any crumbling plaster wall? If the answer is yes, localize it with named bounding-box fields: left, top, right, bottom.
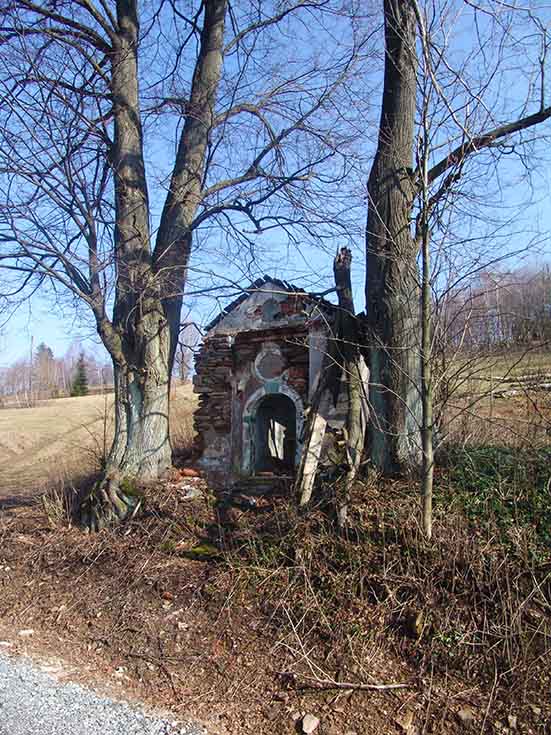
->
left=193, top=286, right=315, bottom=482
left=230, top=327, right=309, bottom=477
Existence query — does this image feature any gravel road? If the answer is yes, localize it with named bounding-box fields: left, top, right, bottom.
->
left=0, top=652, right=205, bottom=735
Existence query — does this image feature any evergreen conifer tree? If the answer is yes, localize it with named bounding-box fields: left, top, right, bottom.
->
left=71, top=353, right=89, bottom=397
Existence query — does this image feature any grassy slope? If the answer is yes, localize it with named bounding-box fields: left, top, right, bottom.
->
left=441, top=350, right=551, bottom=447
left=0, top=384, right=196, bottom=497
left=444, top=349, right=551, bottom=397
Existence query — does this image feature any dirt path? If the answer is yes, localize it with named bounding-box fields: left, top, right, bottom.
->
left=0, top=649, right=204, bottom=735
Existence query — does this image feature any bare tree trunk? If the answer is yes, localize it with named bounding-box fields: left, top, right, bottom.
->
left=420, top=270, right=433, bottom=538
left=81, top=310, right=173, bottom=531
left=416, top=39, right=434, bottom=541
left=81, top=0, right=227, bottom=530
left=333, top=249, right=369, bottom=528
left=365, top=0, right=421, bottom=475
left=297, top=248, right=368, bottom=519
left=365, top=0, right=551, bottom=508
left=419, top=207, right=433, bottom=540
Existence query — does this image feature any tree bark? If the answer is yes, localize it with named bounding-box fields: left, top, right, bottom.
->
left=418, top=164, right=433, bottom=540
left=81, top=331, right=172, bottom=531
left=297, top=248, right=368, bottom=518
left=333, top=249, right=369, bottom=527
left=81, top=0, right=227, bottom=530
left=420, top=229, right=434, bottom=539
left=365, top=0, right=421, bottom=475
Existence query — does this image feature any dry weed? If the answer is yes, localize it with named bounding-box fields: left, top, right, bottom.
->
left=40, top=482, right=79, bottom=528
left=170, top=385, right=196, bottom=459
left=221, top=475, right=551, bottom=701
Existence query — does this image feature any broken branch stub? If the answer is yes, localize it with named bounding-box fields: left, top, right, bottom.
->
left=297, top=248, right=369, bottom=511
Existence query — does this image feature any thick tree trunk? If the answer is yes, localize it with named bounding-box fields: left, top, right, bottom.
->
left=106, top=363, right=128, bottom=470
left=80, top=0, right=162, bottom=530
left=365, top=0, right=421, bottom=475
left=80, top=0, right=227, bottom=530
left=81, top=304, right=174, bottom=531
left=111, top=349, right=172, bottom=479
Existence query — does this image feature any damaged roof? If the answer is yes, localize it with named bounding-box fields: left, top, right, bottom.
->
left=204, top=275, right=336, bottom=332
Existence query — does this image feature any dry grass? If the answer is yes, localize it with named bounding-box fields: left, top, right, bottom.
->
left=1, top=470, right=549, bottom=734
left=441, top=348, right=551, bottom=400
left=170, top=382, right=197, bottom=459
left=438, top=348, right=551, bottom=449
left=0, top=393, right=115, bottom=496
left=0, top=383, right=196, bottom=498
left=443, top=388, right=551, bottom=449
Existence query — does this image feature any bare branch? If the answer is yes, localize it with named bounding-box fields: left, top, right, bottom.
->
left=427, top=106, right=551, bottom=185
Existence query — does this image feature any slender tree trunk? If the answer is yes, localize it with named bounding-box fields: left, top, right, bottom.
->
left=419, top=212, right=433, bottom=539
left=365, top=0, right=421, bottom=475
left=420, top=249, right=433, bottom=538
left=417, top=50, right=434, bottom=541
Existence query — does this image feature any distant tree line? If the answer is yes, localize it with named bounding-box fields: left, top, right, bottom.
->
left=438, top=265, right=551, bottom=352
left=0, top=342, right=113, bottom=405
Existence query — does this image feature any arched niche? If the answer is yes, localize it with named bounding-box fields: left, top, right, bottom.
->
left=242, top=384, right=304, bottom=475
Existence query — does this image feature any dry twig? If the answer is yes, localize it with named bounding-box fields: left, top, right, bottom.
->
left=280, top=671, right=409, bottom=691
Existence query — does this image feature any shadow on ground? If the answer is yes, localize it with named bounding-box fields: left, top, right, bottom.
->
left=0, top=494, right=36, bottom=515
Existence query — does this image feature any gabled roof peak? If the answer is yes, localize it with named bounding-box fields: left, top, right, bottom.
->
left=205, top=275, right=333, bottom=332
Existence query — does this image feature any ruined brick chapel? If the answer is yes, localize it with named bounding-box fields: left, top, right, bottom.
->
left=193, top=277, right=347, bottom=484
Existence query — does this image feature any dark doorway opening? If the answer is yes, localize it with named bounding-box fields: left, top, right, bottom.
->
left=254, top=394, right=296, bottom=474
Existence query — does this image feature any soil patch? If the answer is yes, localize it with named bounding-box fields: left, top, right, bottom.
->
left=0, top=473, right=549, bottom=734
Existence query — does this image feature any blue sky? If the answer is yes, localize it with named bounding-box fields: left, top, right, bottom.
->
left=2, top=1, right=551, bottom=368
left=1, top=227, right=365, bottom=366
